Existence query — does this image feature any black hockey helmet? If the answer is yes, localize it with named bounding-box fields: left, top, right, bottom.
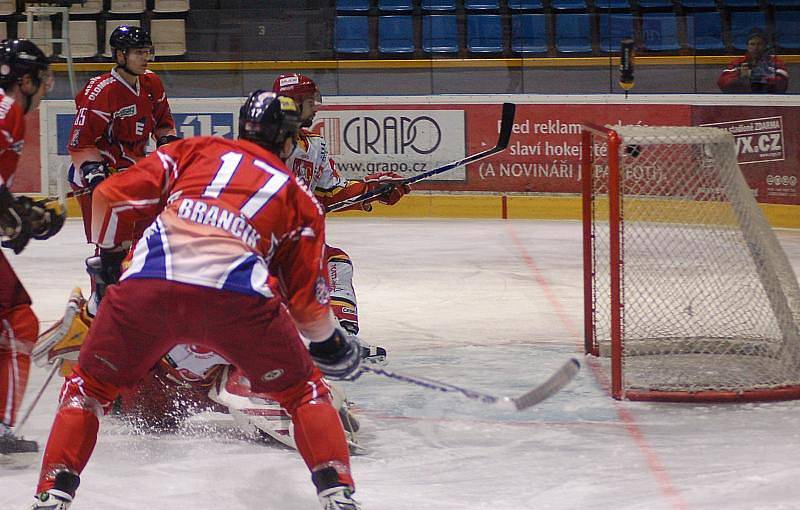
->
left=109, top=25, right=153, bottom=51
left=239, top=91, right=301, bottom=153
left=0, top=39, right=51, bottom=88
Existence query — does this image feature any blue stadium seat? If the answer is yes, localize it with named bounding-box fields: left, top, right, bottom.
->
left=511, top=14, right=547, bottom=53
left=555, top=14, right=592, bottom=52
left=551, top=0, right=588, bottom=9
left=379, top=15, right=415, bottom=53
left=465, top=0, right=501, bottom=8
left=594, top=0, right=630, bottom=9
left=721, top=0, right=759, bottom=7
left=466, top=14, right=503, bottom=52
left=775, top=10, right=800, bottom=49
left=379, top=0, right=413, bottom=11
left=422, top=15, right=459, bottom=52
left=686, top=11, right=724, bottom=50
left=677, top=0, right=716, bottom=8
left=598, top=13, right=634, bottom=52
left=637, top=0, right=674, bottom=8
left=509, top=0, right=544, bottom=7
left=641, top=13, right=681, bottom=50
left=337, top=0, right=371, bottom=11
left=729, top=11, right=767, bottom=49
left=421, top=0, right=457, bottom=10
left=768, top=0, right=800, bottom=6
left=335, top=15, right=370, bottom=53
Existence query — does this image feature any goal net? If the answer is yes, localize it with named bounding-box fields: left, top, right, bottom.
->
left=582, top=124, right=800, bottom=402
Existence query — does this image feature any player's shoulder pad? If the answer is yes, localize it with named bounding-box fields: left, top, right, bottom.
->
left=80, top=72, right=116, bottom=104
left=300, top=128, right=323, bottom=140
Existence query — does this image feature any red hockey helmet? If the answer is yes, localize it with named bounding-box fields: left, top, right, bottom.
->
left=272, top=73, right=321, bottom=104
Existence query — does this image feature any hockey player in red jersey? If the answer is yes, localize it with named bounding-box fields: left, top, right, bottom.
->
left=59, top=24, right=178, bottom=338
left=31, top=92, right=364, bottom=510
left=0, top=39, right=65, bottom=456
left=35, top=25, right=178, bottom=374
left=68, top=25, right=177, bottom=244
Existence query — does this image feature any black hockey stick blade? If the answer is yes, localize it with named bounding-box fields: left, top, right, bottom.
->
left=362, top=357, right=580, bottom=412
left=326, top=102, right=517, bottom=213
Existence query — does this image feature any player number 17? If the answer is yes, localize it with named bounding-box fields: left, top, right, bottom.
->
left=202, top=151, right=290, bottom=219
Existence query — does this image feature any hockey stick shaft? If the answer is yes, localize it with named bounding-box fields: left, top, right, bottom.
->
left=14, top=360, right=62, bottom=435
left=362, top=357, right=579, bottom=411
left=326, top=102, right=517, bottom=213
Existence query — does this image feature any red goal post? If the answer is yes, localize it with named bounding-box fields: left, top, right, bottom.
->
left=581, top=123, right=800, bottom=402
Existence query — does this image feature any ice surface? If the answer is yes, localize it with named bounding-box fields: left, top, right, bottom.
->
left=3, top=218, right=800, bottom=509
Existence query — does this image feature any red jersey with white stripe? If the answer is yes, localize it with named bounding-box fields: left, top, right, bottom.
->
left=0, top=89, right=25, bottom=192
left=67, top=68, right=175, bottom=170
left=90, top=136, right=331, bottom=328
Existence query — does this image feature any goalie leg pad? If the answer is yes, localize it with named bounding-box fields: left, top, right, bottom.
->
left=209, top=366, right=361, bottom=450
left=32, top=288, right=90, bottom=368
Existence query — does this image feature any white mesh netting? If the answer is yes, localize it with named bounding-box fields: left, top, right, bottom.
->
left=588, top=125, right=800, bottom=398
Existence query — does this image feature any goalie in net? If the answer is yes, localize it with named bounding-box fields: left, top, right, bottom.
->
left=583, top=124, right=800, bottom=402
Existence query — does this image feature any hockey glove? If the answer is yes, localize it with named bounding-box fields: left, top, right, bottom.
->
left=80, top=161, right=110, bottom=190
left=85, top=249, right=127, bottom=301
left=30, top=198, right=66, bottom=240
left=309, top=328, right=363, bottom=381
left=363, top=172, right=411, bottom=206
left=156, top=134, right=181, bottom=147
left=0, top=192, right=34, bottom=254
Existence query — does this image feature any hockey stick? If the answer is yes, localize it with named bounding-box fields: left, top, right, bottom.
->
left=326, top=102, right=517, bottom=213
left=14, top=360, right=62, bottom=435
left=362, top=357, right=580, bottom=411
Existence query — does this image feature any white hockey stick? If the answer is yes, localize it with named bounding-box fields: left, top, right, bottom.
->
left=14, top=360, right=62, bottom=435
left=362, top=357, right=580, bottom=411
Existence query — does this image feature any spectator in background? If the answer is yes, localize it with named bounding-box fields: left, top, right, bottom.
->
left=718, top=28, right=788, bottom=93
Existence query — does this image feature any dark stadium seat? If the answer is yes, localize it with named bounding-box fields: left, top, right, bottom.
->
left=378, top=0, right=414, bottom=10
left=594, top=0, right=631, bottom=9
left=720, top=0, right=759, bottom=8
left=551, top=0, right=588, bottom=9
left=598, top=13, right=634, bottom=52
left=335, top=15, right=370, bottom=53
left=511, top=13, right=547, bottom=53
left=686, top=11, right=724, bottom=50
left=636, top=0, right=674, bottom=8
left=555, top=13, right=592, bottom=52
left=465, top=0, right=501, bottom=9
left=767, top=0, right=800, bottom=6
left=421, top=0, right=458, bottom=10
left=677, top=0, right=716, bottom=8
left=422, top=14, right=459, bottom=52
left=378, top=15, right=415, bottom=53
left=641, top=13, right=681, bottom=51
left=508, top=0, right=544, bottom=7
left=729, top=10, right=767, bottom=49
left=466, top=14, right=503, bottom=52
left=337, top=0, right=371, bottom=11
left=775, top=9, right=800, bottom=49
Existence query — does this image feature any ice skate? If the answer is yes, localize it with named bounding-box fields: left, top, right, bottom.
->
left=31, top=470, right=79, bottom=509
left=318, top=486, right=362, bottom=510
left=32, top=288, right=90, bottom=368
